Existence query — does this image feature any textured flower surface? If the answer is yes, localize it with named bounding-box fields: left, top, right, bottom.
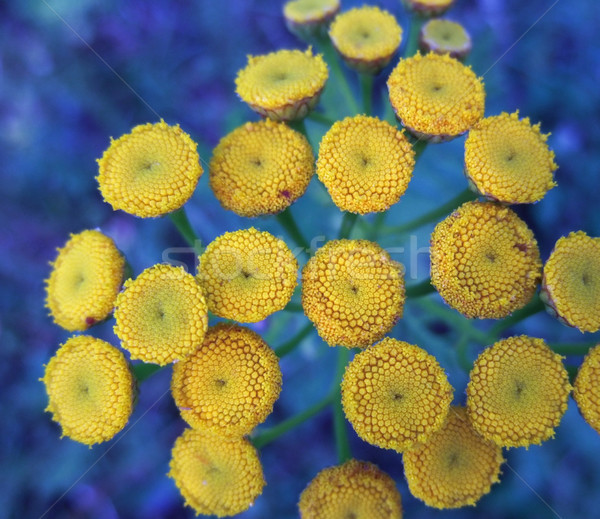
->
left=302, top=240, right=404, bottom=347
left=387, top=53, right=485, bottom=141
left=419, top=19, right=471, bottom=60
left=42, top=335, right=134, bottom=445
left=114, top=264, right=208, bottom=365
left=299, top=459, right=403, bottom=519
left=467, top=336, right=571, bottom=447
left=210, top=119, right=314, bottom=217
left=168, top=428, right=265, bottom=517
left=342, top=338, right=453, bottom=452
left=171, top=324, right=282, bottom=436
left=317, top=115, right=414, bottom=214
left=430, top=201, right=542, bottom=319
left=45, top=229, right=125, bottom=331
left=574, top=345, right=600, bottom=434
left=542, top=231, right=600, bottom=332
left=403, top=407, right=504, bottom=509
left=97, top=121, right=203, bottom=217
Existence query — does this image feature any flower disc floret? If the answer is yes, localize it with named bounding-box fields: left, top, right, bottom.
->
left=299, top=459, right=403, bottom=519
left=430, top=201, right=542, bottom=319
left=387, top=53, right=485, bottom=142
left=42, top=335, right=134, bottom=445
left=302, top=240, right=404, bottom=347
left=114, top=264, right=208, bottom=365
left=317, top=116, right=414, bottom=214
left=466, top=336, right=571, bottom=448
left=419, top=19, right=472, bottom=60
left=403, top=0, right=455, bottom=16
left=573, top=345, right=600, bottom=434
left=198, top=228, right=298, bottom=322
left=210, top=119, right=314, bottom=217
left=97, top=121, right=203, bottom=217
left=45, top=230, right=125, bottom=331
left=283, top=0, right=340, bottom=39
left=342, top=338, right=453, bottom=452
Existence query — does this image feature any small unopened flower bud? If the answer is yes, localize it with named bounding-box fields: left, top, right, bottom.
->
left=283, top=0, right=340, bottom=40
left=419, top=19, right=472, bottom=60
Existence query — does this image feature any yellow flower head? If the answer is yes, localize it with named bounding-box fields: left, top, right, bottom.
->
left=197, top=228, right=298, bottom=322
left=541, top=231, right=600, bottom=332
left=574, top=345, right=600, bottom=434
left=45, top=230, right=125, bottom=331
left=419, top=19, right=472, bottom=60
left=171, top=324, right=282, bottom=437
left=316, top=116, right=414, bottom=214
left=329, top=7, right=402, bottom=74
left=302, top=240, right=404, bottom=348
left=341, top=338, right=453, bottom=452
left=42, top=335, right=134, bottom=445
left=465, top=112, right=557, bottom=204
left=210, top=119, right=314, bottom=217
left=430, top=201, right=542, bottom=319
left=387, top=53, right=485, bottom=142
left=403, top=407, right=504, bottom=509
left=283, top=0, right=340, bottom=39
left=466, top=336, right=571, bottom=448
left=168, top=428, right=265, bottom=517
left=235, top=48, right=328, bottom=121
left=114, top=264, right=208, bottom=365
left=403, top=0, right=455, bottom=16
left=97, top=121, right=203, bottom=218
left=299, top=459, right=403, bottom=519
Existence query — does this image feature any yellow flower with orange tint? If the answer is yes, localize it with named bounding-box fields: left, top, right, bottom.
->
left=302, top=240, right=404, bottom=347
left=573, top=345, right=600, bottom=434
left=419, top=19, right=472, bottom=60
left=114, top=264, right=208, bottom=365
left=42, top=335, right=134, bottom=445
left=97, top=121, right=203, bottom=218
left=283, top=0, right=340, bottom=39
left=299, top=459, right=403, bottom=519
left=430, top=201, right=542, bottom=319
left=316, top=116, right=414, bottom=214
left=403, top=0, right=455, bottom=16
left=210, top=119, right=314, bottom=217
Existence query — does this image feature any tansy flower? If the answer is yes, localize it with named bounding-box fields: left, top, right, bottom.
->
left=316, top=115, right=414, bottom=214
left=97, top=121, right=203, bottom=218
left=430, top=201, right=542, bottom=319
left=403, top=0, right=455, bottom=16
left=329, top=6, right=402, bottom=74
left=464, top=112, right=557, bottom=204
left=387, top=53, right=485, bottom=142
left=45, top=230, right=125, bottom=331
left=403, top=407, right=504, bottom=509
left=299, top=459, right=403, bottom=519
left=573, top=345, right=600, bottom=434
left=341, top=338, right=453, bottom=452
left=302, top=240, right=404, bottom=347
left=42, top=335, right=134, bottom=446
left=235, top=48, right=328, bottom=121
left=210, top=119, right=314, bottom=217
left=283, top=0, right=340, bottom=39
left=197, top=228, right=298, bottom=322
left=466, top=336, right=571, bottom=448
left=419, top=19, right=472, bottom=60
left=114, top=264, right=208, bottom=365
left=541, top=231, right=600, bottom=332
left=171, top=324, right=282, bottom=437
left=168, top=428, right=265, bottom=517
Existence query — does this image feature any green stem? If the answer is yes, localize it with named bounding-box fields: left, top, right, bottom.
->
left=288, top=119, right=316, bottom=153
left=489, top=293, right=545, bottom=338
left=339, top=212, right=359, bottom=239
left=405, top=277, right=436, bottom=298
left=131, top=362, right=163, bottom=383
left=307, top=111, right=336, bottom=126
left=367, top=212, right=387, bottom=241
left=275, top=323, right=313, bottom=358
left=413, top=138, right=428, bottom=160
left=282, top=302, right=303, bottom=313
left=550, top=343, right=595, bottom=357
left=276, top=207, right=311, bottom=255
left=359, top=73, right=373, bottom=115
left=405, top=14, right=424, bottom=58
left=169, top=207, right=202, bottom=253
left=333, top=347, right=352, bottom=463
left=456, top=333, right=473, bottom=373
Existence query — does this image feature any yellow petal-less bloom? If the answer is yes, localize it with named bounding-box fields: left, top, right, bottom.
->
left=114, top=264, right=208, bottom=365
left=210, top=119, right=314, bottom=217
left=403, top=0, right=455, bottom=16
left=419, top=19, right=472, bottom=60
left=573, top=345, right=600, bottom=434
left=299, top=459, right=403, bottom=519
left=403, top=407, right=504, bottom=509
left=235, top=48, right=328, bottom=121
left=45, top=230, right=125, bottom=331
left=329, top=7, right=402, bottom=74
left=541, top=231, right=600, bottom=332
left=342, top=338, right=453, bottom=452
left=42, top=335, right=134, bottom=446
left=169, top=428, right=265, bottom=517
left=465, top=112, right=557, bottom=204
left=430, top=201, right=542, bottom=319
left=466, top=336, right=571, bottom=448
left=302, top=240, right=404, bottom=347
left=197, top=228, right=298, bottom=322
left=316, top=116, right=414, bottom=214
left=283, top=0, right=340, bottom=39
left=171, top=324, right=282, bottom=436
left=97, top=121, right=203, bottom=218
left=387, top=53, right=485, bottom=142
